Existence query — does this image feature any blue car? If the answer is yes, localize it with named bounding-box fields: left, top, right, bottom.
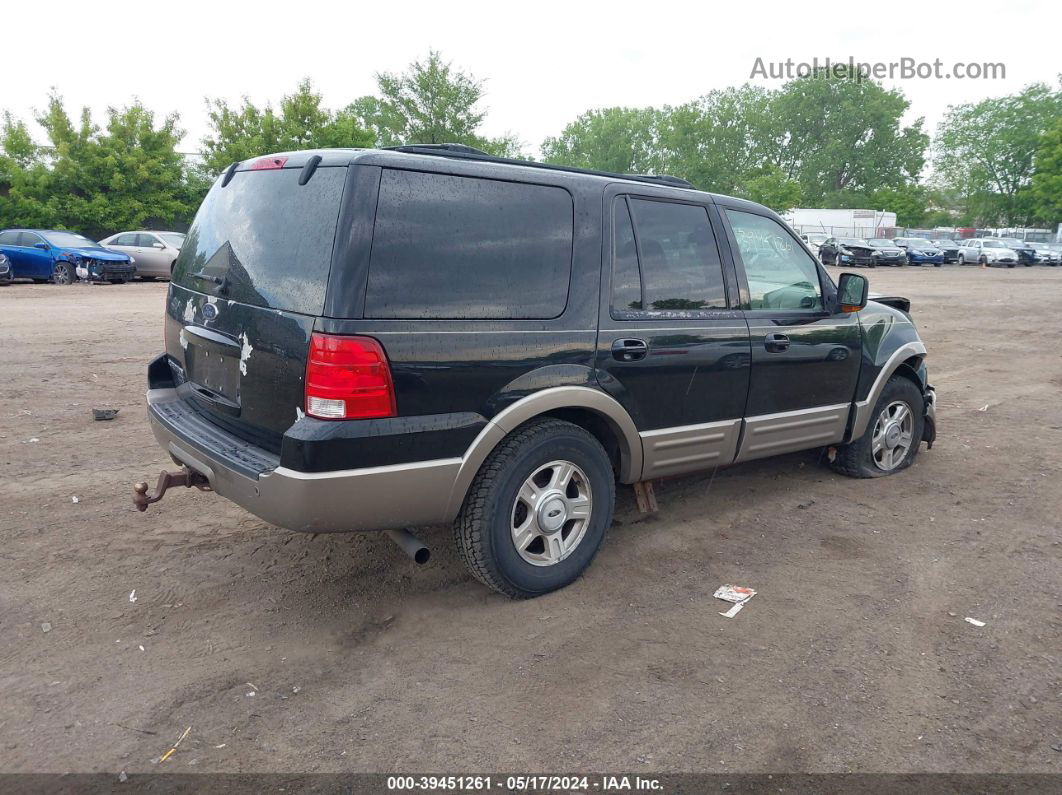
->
left=0, top=228, right=136, bottom=284
left=893, top=237, right=944, bottom=266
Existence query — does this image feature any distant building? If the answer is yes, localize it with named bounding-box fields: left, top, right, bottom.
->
left=782, top=208, right=898, bottom=239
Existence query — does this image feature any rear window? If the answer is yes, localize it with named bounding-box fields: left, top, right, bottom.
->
left=364, top=169, right=573, bottom=319
left=172, top=167, right=345, bottom=315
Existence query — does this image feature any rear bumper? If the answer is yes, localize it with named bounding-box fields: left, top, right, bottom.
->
left=146, top=386, right=460, bottom=532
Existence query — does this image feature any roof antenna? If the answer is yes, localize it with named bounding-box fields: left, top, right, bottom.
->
left=299, top=155, right=322, bottom=186
left=221, top=162, right=239, bottom=187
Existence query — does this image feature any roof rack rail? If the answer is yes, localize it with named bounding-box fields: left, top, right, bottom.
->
left=383, top=144, right=694, bottom=189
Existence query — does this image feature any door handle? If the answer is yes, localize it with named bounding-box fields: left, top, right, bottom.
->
left=611, top=338, right=648, bottom=362
left=764, top=333, right=790, bottom=353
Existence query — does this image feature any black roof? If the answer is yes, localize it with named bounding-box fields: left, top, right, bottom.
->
left=383, top=144, right=695, bottom=189
left=228, top=144, right=695, bottom=191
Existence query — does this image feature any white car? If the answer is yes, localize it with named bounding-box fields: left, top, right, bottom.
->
left=957, top=239, right=1018, bottom=267
left=99, top=231, right=185, bottom=279
left=800, top=232, right=829, bottom=255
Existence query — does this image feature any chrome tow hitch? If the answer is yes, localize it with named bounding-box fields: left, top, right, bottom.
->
left=133, top=468, right=212, bottom=512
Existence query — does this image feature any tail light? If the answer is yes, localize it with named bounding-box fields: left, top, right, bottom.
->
left=304, top=333, right=396, bottom=420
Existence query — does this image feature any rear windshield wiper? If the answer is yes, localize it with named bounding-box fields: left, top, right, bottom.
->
left=190, top=270, right=224, bottom=285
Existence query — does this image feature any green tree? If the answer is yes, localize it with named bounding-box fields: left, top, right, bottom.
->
left=933, top=81, right=1062, bottom=226
left=352, top=50, right=522, bottom=155
left=0, top=113, right=53, bottom=227
left=364, top=50, right=483, bottom=146
left=541, top=107, right=660, bottom=173
left=771, top=68, right=928, bottom=203
left=739, top=165, right=803, bottom=211
left=1031, top=116, right=1062, bottom=224
left=1, top=93, right=199, bottom=238
left=201, top=79, right=374, bottom=175
left=657, top=86, right=777, bottom=194
left=867, top=185, right=930, bottom=228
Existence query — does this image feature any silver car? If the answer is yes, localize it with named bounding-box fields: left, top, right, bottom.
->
left=100, top=231, right=185, bottom=279
left=1027, top=242, right=1060, bottom=265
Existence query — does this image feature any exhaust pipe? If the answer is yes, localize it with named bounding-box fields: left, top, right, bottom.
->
left=385, top=528, right=430, bottom=565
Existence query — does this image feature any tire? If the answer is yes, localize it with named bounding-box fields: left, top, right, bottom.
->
left=1007, top=263, right=1015, bottom=269
left=141, top=276, right=156, bottom=281
left=831, top=376, right=925, bottom=479
left=52, top=262, right=75, bottom=285
left=933, top=262, right=941, bottom=267
left=979, top=256, right=988, bottom=267
left=453, top=418, right=615, bottom=598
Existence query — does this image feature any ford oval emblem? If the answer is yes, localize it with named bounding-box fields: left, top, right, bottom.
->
left=202, top=303, right=218, bottom=320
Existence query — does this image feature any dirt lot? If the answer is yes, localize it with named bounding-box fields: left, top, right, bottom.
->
left=1, top=268, right=1059, bottom=775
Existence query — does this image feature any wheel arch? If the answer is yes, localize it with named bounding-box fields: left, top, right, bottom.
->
left=444, top=386, right=642, bottom=521
left=850, top=341, right=927, bottom=439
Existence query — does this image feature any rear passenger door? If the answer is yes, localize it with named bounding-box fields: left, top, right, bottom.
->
left=595, top=189, right=750, bottom=480
left=720, top=207, right=861, bottom=462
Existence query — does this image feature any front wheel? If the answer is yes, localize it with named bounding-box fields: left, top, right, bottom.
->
left=454, top=418, right=615, bottom=598
left=52, top=262, right=75, bottom=285
left=831, top=376, right=925, bottom=479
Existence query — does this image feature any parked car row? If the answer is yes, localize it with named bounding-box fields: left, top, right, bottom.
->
left=802, top=232, right=1061, bottom=269
left=0, top=228, right=185, bottom=285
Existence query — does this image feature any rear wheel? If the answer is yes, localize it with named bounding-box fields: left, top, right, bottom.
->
left=831, top=376, right=925, bottom=479
left=454, top=418, right=615, bottom=598
left=52, top=262, right=75, bottom=285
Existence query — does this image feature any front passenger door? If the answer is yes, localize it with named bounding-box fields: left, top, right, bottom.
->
left=722, top=208, right=861, bottom=462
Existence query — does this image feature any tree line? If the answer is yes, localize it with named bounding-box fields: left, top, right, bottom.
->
left=1, top=51, right=1059, bottom=239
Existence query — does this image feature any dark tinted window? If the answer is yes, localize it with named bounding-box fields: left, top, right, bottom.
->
left=611, top=198, right=727, bottom=316
left=137, top=233, right=160, bottom=247
left=18, top=232, right=44, bottom=247
left=612, top=200, right=642, bottom=311
left=114, top=233, right=137, bottom=246
left=0, top=231, right=19, bottom=245
left=365, top=169, right=573, bottom=319
left=172, top=167, right=345, bottom=315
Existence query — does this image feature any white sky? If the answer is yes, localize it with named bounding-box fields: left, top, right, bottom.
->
left=5, top=0, right=1059, bottom=156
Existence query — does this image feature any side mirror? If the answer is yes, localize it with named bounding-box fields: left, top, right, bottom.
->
left=34, top=242, right=49, bottom=250
left=837, top=272, right=869, bottom=314
left=152, top=242, right=165, bottom=249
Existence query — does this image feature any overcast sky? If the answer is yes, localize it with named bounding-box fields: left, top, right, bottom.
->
left=5, top=0, right=1058, bottom=155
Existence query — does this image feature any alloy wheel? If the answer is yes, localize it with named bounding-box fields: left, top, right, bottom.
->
left=871, top=400, right=914, bottom=472
left=53, top=263, right=73, bottom=285
left=510, top=460, right=592, bottom=566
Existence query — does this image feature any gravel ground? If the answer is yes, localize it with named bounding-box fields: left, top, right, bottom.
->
left=0, top=267, right=1059, bottom=774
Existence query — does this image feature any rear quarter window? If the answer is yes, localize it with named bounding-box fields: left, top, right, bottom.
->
left=364, top=169, right=573, bottom=320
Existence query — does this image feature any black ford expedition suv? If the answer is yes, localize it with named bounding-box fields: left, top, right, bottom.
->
left=139, top=145, right=937, bottom=598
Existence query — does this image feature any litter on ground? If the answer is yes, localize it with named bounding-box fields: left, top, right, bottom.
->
left=964, top=617, right=986, bottom=627
left=158, top=726, right=191, bottom=763
left=714, top=585, right=757, bottom=618
left=128, top=589, right=137, bottom=603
